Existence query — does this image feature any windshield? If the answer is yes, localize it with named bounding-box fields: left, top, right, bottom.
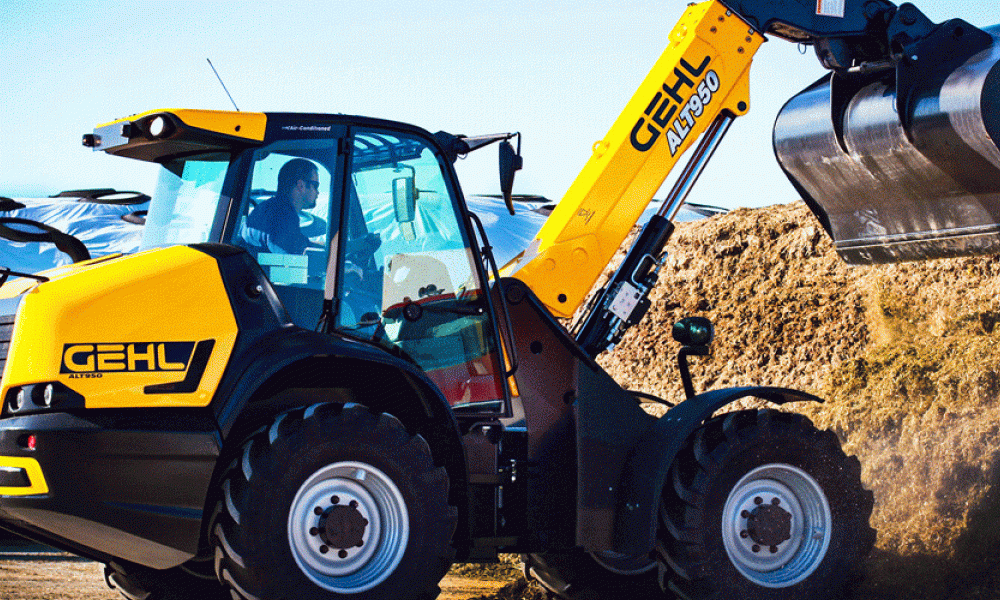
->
left=140, top=154, right=231, bottom=251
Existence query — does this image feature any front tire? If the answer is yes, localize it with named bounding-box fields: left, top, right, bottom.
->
left=213, top=403, right=457, bottom=600
left=658, top=409, right=875, bottom=600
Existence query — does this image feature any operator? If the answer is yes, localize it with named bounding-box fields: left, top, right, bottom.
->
left=243, top=158, right=319, bottom=255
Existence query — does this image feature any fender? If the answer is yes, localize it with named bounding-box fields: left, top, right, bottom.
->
left=212, top=326, right=462, bottom=444
left=612, top=386, right=822, bottom=554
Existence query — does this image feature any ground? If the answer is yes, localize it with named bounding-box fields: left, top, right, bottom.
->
left=0, top=548, right=518, bottom=600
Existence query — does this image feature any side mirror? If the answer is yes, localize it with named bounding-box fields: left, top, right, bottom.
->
left=392, top=176, right=416, bottom=223
left=672, top=316, right=714, bottom=349
left=392, top=176, right=417, bottom=241
left=499, top=137, right=522, bottom=216
left=673, top=316, right=714, bottom=400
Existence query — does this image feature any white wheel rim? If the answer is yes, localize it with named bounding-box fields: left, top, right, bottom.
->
left=288, top=461, right=409, bottom=593
left=722, top=463, right=832, bottom=588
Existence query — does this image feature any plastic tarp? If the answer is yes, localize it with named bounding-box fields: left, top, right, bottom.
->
left=0, top=193, right=723, bottom=276
left=465, top=195, right=726, bottom=268
left=0, top=196, right=146, bottom=273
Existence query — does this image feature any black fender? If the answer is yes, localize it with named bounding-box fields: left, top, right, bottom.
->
left=192, top=242, right=462, bottom=457
left=613, top=386, right=822, bottom=555
left=212, top=326, right=462, bottom=447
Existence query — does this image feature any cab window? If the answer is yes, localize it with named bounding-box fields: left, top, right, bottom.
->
left=230, top=141, right=337, bottom=327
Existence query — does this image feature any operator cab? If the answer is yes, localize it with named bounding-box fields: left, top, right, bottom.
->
left=90, top=110, right=512, bottom=415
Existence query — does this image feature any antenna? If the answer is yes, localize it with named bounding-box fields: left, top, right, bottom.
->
left=207, top=58, right=240, bottom=112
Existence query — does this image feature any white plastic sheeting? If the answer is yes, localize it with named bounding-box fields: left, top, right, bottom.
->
left=0, top=196, right=147, bottom=273
left=0, top=193, right=722, bottom=276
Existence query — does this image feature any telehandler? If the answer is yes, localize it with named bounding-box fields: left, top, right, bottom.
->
left=0, top=1, right=996, bottom=599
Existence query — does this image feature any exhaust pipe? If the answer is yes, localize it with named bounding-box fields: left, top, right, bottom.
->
left=775, top=25, right=1000, bottom=265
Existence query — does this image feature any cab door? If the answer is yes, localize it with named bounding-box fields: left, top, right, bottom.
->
left=226, top=125, right=346, bottom=328
left=332, top=127, right=509, bottom=414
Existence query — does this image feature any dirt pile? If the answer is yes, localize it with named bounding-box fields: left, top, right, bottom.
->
left=594, top=202, right=1000, bottom=588
left=471, top=202, right=1000, bottom=600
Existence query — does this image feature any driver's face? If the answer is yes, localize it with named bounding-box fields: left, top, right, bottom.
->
left=296, top=171, right=320, bottom=211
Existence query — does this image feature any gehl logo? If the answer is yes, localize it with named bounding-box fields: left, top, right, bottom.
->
left=630, top=56, right=720, bottom=156
left=61, top=342, right=196, bottom=376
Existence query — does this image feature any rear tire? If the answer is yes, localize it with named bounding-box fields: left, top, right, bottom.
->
left=523, top=549, right=661, bottom=600
left=657, top=409, right=875, bottom=600
left=213, top=402, right=457, bottom=600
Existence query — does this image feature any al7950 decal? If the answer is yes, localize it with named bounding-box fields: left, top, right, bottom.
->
left=630, top=56, right=721, bottom=156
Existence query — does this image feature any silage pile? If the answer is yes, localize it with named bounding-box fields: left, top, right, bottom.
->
left=596, top=201, right=1000, bottom=596
left=472, top=201, right=1000, bottom=599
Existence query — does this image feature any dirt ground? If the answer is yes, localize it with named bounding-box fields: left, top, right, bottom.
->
left=0, top=549, right=516, bottom=600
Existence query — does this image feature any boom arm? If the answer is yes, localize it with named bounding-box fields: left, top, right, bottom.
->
left=505, top=1, right=762, bottom=319
left=505, top=0, right=993, bottom=356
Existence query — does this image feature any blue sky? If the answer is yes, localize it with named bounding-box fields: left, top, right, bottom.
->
left=2, top=1, right=997, bottom=209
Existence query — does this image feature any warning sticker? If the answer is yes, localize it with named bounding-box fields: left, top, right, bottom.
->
left=816, top=0, right=845, bottom=17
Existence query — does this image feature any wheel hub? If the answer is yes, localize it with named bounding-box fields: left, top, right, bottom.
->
left=288, top=461, right=409, bottom=594
left=320, top=502, right=369, bottom=550
left=746, top=501, right=793, bottom=548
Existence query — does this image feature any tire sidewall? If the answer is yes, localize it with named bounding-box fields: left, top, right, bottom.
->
left=695, top=422, right=861, bottom=598
left=237, top=410, right=448, bottom=600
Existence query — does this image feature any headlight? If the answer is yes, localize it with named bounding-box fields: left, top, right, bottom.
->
left=11, top=389, right=25, bottom=412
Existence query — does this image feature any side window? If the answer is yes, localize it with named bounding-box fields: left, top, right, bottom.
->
left=230, top=144, right=335, bottom=327
left=336, top=129, right=506, bottom=411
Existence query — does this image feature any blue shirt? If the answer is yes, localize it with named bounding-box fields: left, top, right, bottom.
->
left=243, top=195, right=309, bottom=255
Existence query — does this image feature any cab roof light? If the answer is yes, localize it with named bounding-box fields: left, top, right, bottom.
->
left=146, top=115, right=173, bottom=138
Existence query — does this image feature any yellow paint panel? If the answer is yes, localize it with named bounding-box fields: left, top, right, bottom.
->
left=507, top=0, right=763, bottom=317
left=0, top=256, right=126, bottom=301
left=0, top=246, right=238, bottom=408
left=98, top=108, right=266, bottom=142
left=0, top=457, right=48, bottom=496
